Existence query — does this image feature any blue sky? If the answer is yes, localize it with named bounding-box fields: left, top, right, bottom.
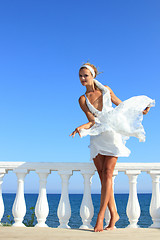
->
left=0, top=0, right=159, bottom=193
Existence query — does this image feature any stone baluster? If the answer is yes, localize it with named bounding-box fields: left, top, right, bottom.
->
left=148, top=170, right=160, bottom=228
left=57, top=170, right=73, bottom=228
left=0, top=169, right=6, bottom=225
left=125, top=170, right=141, bottom=228
left=104, top=170, right=118, bottom=228
left=79, top=170, right=95, bottom=229
left=12, top=169, right=28, bottom=227
left=35, top=170, right=50, bottom=227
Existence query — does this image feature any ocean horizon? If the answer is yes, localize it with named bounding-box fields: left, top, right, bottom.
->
left=1, top=193, right=152, bottom=228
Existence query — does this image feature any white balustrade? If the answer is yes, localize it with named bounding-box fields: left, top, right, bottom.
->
left=0, top=162, right=160, bottom=229
left=148, top=170, right=160, bottom=228
left=12, top=169, right=28, bottom=227
left=35, top=170, right=50, bottom=227
left=0, top=169, right=6, bottom=225
left=57, top=170, right=72, bottom=228
left=125, top=170, right=141, bottom=228
left=79, top=170, right=95, bottom=229
left=104, top=170, right=118, bottom=228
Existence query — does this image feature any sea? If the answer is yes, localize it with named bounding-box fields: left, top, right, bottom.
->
left=1, top=193, right=152, bottom=228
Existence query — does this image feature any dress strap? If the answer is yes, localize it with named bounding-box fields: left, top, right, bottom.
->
left=94, top=79, right=108, bottom=93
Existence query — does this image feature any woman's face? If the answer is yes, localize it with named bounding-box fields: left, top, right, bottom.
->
left=79, top=68, right=93, bottom=86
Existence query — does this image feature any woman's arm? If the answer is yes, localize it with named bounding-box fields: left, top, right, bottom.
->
left=70, top=95, right=95, bottom=137
left=106, top=86, right=150, bottom=114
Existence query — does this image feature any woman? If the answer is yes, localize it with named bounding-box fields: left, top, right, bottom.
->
left=70, top=63, right=155, bottom=232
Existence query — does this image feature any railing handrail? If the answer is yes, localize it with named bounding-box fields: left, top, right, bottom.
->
left=0, top=161, right=160, bottom=172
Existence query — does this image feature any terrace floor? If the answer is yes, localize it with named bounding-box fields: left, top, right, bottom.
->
left=0, top=227, right=160, bottom=240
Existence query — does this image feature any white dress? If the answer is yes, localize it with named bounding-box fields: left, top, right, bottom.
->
left=80, top=79, right=155, bottom=161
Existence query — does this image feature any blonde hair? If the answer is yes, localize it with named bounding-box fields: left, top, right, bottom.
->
left=80, top=62, right=98, bottom=78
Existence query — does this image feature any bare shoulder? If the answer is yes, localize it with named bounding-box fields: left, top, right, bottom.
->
left=104, top=85, right=112, bottom=93
left=79, top=95, right=85, bottom=105
left=79, top=95, right=87, bottom=110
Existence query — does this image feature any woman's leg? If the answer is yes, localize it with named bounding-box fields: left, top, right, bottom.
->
left=105, top=186, right=119, bottom=230
left=93, top=155, right=118, bottom=232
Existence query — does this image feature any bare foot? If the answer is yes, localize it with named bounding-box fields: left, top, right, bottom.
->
left=94, top=214, right=104, bottom=232
left=104, top=213, right=119, bottom=230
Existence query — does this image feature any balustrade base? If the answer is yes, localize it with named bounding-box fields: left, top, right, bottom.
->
left=126, top=223, right=140, bottom=228
left=12, top=222, right=26, bottom=227
left=35, top=223, right=48, bottom=227
left=58, top=224, right=71, bottom=229
left=79, top=224, right=93, bottom=229
left=149, top=222, right=160, bottom=229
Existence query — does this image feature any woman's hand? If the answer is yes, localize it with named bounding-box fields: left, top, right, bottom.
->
left=70, top=127, right=82, bottom=138
left=143, top=107, right=150, bottom=115
left=70, top=121, right=95, bottom=138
